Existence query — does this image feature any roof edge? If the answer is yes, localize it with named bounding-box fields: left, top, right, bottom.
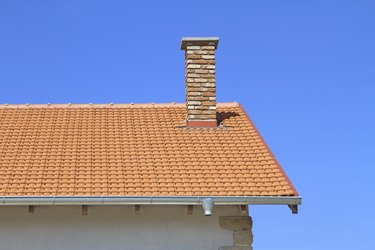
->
left=238, top=104, right=300, bottom=197
left=0, top=196, right=302, bottom=206
left=0, top=102, right=240, bottom=109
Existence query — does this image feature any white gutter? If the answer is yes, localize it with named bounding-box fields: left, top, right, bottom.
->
left=0, top=196, right=301, bottom=206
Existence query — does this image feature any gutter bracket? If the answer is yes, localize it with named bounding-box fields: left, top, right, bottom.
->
left=288, top=204, right=298, bottom=214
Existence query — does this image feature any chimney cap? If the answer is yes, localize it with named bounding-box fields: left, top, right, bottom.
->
left=180, top=37, right=219, bottom=50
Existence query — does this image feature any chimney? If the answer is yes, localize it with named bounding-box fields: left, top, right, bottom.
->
left=181, top=37, right=219, bottom=127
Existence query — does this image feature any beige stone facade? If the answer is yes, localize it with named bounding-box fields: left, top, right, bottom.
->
left=219, top=216, right=253, bottom=250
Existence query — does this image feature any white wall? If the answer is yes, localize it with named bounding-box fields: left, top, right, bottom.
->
left=0, top=205, right=238, bottom=250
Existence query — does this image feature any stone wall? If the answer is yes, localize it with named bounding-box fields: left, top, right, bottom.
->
left=219, top=216, right=253, bottom=250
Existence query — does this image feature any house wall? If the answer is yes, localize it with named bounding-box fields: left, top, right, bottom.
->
left=0, top=205, right=248, bottom=250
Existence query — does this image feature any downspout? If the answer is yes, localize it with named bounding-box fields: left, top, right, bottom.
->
left=202, top=198, right=214, bottom=216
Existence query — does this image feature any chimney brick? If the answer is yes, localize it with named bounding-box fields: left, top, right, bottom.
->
left=181, top=37, right=219, bottom=127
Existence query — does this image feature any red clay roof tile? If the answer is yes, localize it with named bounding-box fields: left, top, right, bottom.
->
left=0, top=102, right=297, bottom=197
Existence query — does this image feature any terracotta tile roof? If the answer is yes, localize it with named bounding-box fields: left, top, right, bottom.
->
left=0, top=102, right=297, bottom=197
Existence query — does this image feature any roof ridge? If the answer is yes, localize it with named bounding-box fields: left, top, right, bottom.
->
left=0, top=102, right=240, bottom=109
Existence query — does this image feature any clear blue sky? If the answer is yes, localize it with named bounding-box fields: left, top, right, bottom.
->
left=0, top=1, right=374, bottom=249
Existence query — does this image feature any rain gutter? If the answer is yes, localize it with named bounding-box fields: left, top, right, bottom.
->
left=0, top=196, right=301, bottom=206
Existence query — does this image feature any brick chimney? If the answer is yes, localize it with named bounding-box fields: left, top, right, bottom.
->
left=181, top=37, right=219, bottom=127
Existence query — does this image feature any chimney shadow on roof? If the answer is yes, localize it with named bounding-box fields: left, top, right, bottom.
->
left=216, top=111, right=240, bottom=125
